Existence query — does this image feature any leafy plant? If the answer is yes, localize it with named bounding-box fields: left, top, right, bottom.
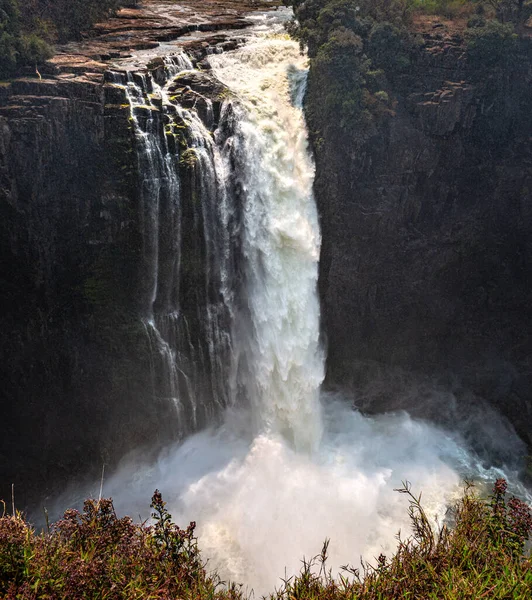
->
left=466, top=18, right=518, bottom=67
left=0, top=0, right=125, bottom=78
left=0, top=492, right=241, bottom=599
left=1, top=481, right=531, bottom=598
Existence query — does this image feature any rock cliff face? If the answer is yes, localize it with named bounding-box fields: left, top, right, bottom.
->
left=0, top=0, right=269, bottom=508
left=310, top=25, right=532, bottom=452
left=0, top=74, right=181, bottom=506
left=0, top=75, right=118, bottom=502
left=2, top=0, right=531, bottom=506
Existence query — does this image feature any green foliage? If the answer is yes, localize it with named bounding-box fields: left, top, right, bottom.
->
left=407, top=0, right=471, bottom=18
left=287, top=0, right=413, bottom=56
left=368, top=22, right=411, bottom=70
left=0, top=492, right=242, bottom=599
left=0, top=30, right=19, bottom=76
left=288, top=0, right=531, bottom=155
left=17, top=33, right=52, bottom=65
left=0, top=31, right=52, bottom=78
left=466, top=18, right=518, bottom=67
left=0, top=0, right=20, bottom=32
left=485, top=0, right=532, bottom=27
left=289, top=0, right=410, bottom=139
left=0, top=0, right=47, bottom=78
left=285, top=0, right=532, bottom=25
left=310, top=29, right=368, bottom=131
left=467, top=13, right=488, bottom=26
left=150, top=490, right=200, bottom=569
left=407, top=0, right=532, bottom=24
left=0, top=0, right=123, bottom=78
left=0, top=505, right=29, bottom=594
left=0, top=481, right=531, bottom=598
left=47, top=0, right=120, bottom=43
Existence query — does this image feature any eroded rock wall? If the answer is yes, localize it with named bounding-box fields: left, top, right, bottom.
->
left=0, top=0, right=274, bottom=511
left=0, top=75, right=159, bottom=505
left=0, top=68, right=237, bottom=508
left=310, top=32, right=532, bottom=449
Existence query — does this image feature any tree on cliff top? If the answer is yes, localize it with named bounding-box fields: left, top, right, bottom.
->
left=20, top=0, right=121, bottom=42
left=484, top=0, right=532, bottom=28
left=284, top=0, right=532, bottom=28
left=0, top=0, right=123, bottom=78
left=0, top=0, right=20, bottom=74
left=0, top=0, right=52, bottom=78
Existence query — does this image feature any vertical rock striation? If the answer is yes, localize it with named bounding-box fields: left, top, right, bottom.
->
left=0, top=52, right=242, bottom=508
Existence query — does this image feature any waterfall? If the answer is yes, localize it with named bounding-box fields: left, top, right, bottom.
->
left=100, top=16, right=529, bottom=597
left=110, top=35, right=324, bottom=450
left=210, top=39, right=324, bottom=451
left=107, top=51, right=238, bottom=437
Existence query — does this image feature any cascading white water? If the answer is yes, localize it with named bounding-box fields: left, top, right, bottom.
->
left=122, top=69, right=187, bottom=430
left=210, top=37, right=324, bottom=451
left=98, top=18, right=530, bottom=597
left=106, top=49, right=239, bottom=434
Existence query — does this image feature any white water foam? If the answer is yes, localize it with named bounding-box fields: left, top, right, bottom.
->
left=105, top=394, right=513, bottom=595
left=210, top=36, right=324, bottom=452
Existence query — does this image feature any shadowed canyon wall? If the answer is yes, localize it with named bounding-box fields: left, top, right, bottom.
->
left=0, top=43, right=243, bottom=507
left=307, top=19, right=532, bottom=450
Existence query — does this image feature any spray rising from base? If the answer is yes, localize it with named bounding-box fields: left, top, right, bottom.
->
left=99, top=391, right=526, bottom=595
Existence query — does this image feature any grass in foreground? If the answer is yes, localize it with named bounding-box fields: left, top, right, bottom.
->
left=272, top=480, right=532, bottom=599
left=0, top=480, right=531, bottom=599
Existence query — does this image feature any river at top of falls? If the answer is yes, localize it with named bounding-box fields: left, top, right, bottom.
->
left=95, top=13, right=531, bottom=596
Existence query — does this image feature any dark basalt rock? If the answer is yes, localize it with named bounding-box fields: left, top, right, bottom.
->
left=167, top=71, right=227, bottom=98
left=167, top=71, right=229, bottom=127
left=309, top=31, right=532, bottom=454
left=0, top=0, right=267, bottom=513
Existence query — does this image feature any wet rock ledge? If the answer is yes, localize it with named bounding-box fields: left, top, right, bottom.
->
left=51, top=0, right=279, bottom=74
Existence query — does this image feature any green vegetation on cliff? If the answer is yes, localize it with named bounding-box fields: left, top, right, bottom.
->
left=285, top=0, right=532, bottom=26
left=0, top=0, right=136, bottom=77
left=284, top=0, right=418, bottom=140
left=0, top=481, right=531, bottom=598
left=284, top=0, right=530, bottom=140
left=0, top=0, right=52, bottom=77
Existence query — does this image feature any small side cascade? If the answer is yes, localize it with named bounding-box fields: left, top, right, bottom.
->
left=105, top=52, right=240, bottom=438
left=163, top=53, right=194, bottom=76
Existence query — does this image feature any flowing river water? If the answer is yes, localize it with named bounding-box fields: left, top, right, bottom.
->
left=78, top=10, right=529, bottom=595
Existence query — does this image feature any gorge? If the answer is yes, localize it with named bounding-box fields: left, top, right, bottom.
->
left=1, top=0, right=531, bottom=593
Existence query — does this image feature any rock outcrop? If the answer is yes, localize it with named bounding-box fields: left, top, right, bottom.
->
left=310, top=24, right=532, bottom=455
